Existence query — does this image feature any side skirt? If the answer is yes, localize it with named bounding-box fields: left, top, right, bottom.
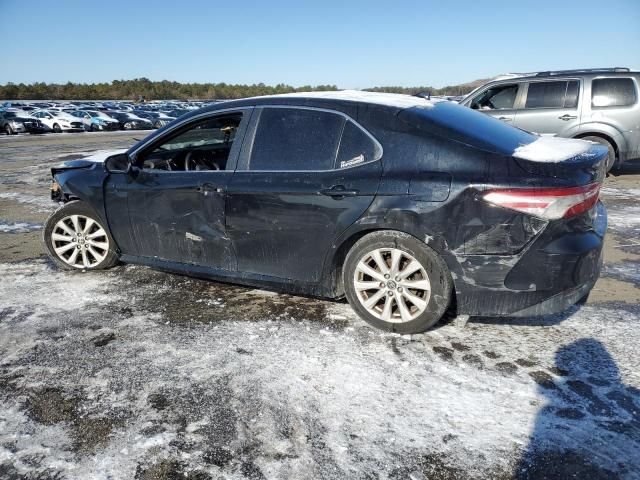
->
left=118, top=254, right=333, bottom=298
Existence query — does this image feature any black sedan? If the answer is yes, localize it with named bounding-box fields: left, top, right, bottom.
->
left=0, top=111, right=50, bottom=134
left=105, top=111, right=154, bottom=130
left=43, top=91, right=608, bottom=333
left=133, top=111, right=177, bottom=129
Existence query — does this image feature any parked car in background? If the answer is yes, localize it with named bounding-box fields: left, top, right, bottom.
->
left=460, top=68, right=640, bottom=170
left=106, top=111, right=154, bottom=130
left=133, top=111, right=176, bottom=128
left=0, top=110, right=49, bottom=134
left=43, top=91, right=608, bottom=333
left=70, top=110, right=120, bottom=131
left=30, top=110, right=85, bottom=133
left=164, top=109, right=191, bottom=118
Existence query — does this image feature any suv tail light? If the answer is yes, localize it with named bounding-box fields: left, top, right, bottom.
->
left=482, top=183, right=601, bottom=220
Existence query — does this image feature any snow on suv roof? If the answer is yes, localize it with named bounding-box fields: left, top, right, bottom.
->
left=264, top=90, right=439, bottom=109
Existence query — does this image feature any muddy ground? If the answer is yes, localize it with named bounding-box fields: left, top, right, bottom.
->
left=0, top=131, right=639, bottom=480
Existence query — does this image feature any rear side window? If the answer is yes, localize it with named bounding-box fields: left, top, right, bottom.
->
left=525, top=80, right=580, bottom=109
left=592, top=78, right=637, bottom=107
left=336, top=121, right=382, bottom=168
left=250, top=108, right=344, bottom=171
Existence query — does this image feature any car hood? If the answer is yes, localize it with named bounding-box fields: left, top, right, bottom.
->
left=51, top=148, right=128, bottom=175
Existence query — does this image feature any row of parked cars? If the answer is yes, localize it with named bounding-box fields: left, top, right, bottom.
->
left=0, top=100, right=212, bottom=135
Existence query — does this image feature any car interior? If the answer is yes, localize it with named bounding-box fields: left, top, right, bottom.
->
left=139, top=114, right=242, bottom=172
left=471, top=84, right=519, bottom=110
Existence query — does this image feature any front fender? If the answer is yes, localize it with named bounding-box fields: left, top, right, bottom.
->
left=52, top=163, right=110, bottom=228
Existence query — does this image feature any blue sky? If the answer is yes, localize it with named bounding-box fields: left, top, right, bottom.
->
left=1, top=0, right=638, bottom=88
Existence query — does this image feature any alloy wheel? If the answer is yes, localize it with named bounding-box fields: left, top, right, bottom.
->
left=353, top=248, right=431, bottom=323
left=51, top=214, right=109, bottom=268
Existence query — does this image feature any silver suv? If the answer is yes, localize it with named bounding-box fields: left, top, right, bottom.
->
left=460, top=68, right=640, bottom=170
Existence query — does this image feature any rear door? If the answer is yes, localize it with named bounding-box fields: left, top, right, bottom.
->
left=226, top=106, right=382, bottom=283
left=513, top=79, right=582, bottom=135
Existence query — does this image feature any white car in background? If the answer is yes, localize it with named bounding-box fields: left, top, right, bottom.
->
left=70, top=110, right=120, bottom=131
left=30, top=110, right=85, bottom=133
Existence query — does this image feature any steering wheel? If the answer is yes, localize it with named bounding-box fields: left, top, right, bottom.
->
left=185, top=151, right=220, bottom=171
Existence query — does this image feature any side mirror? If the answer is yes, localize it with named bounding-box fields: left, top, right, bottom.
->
left=104, top=153, right=131, bottom=173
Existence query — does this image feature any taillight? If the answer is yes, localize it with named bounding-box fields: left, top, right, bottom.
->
left=482, top=183, right=601, bottom=220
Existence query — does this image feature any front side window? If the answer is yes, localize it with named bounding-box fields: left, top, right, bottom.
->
left=470, top=84, right=519, bottom=110
left=592, top=78, right=637, bottom=107
left=140, top=113, right=242, bottom=172
left=525, top=80, right=580, bottom=109
left=250, top=108, right=344, bottom=171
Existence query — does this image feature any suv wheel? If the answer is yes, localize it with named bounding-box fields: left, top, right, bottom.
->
left=581, top=136, right=616, bottom=172
left=343, top=231, right=452, bottom=333
left=44, top=201, right=118, bottom=270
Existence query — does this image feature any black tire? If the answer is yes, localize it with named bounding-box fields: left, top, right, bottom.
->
left=53, top=123, right=62, bottom=133
left=343, top=231, right=453, bottom=333
left=90, top=124, right=97, bottom=132
left=43, top=201, right=119, bottom=271
left=5, top=124, right=14, bottom=135
left=581, top=136, right=616, bottom=172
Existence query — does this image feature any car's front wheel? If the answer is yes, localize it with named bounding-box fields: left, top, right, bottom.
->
left=344, top=231, right=452, bottom=333
left=52, top=123, right=62, bottom=133
left=5, top=124, right=14, bottom=135
left=44, top=201, right=118, bottom=270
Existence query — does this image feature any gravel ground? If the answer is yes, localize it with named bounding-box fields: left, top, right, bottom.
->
left=0, top=131, right=639, bottom=480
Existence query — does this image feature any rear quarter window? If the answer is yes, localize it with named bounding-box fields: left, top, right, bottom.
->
left=592, top=78, right=637, bottom=107
left=336, top=121, right=382, bottom=169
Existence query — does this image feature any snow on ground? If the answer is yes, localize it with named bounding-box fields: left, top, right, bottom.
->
left=0, top=192, right=57, bottom=213
left=0, top=221, right=42, bottom=233
left=1, top=261, right=639, bottom=479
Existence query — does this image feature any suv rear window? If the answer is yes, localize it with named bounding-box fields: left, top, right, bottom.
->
left=525, top=80, right=580, bottom=109
left=592, top=78, right=637, bottom=107
left=250, top=108, right=343, bottom=171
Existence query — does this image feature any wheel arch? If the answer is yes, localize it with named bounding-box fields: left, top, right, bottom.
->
left=573, top=131, right=619, bottom=160
left=320, top=224, right=456, bottom=299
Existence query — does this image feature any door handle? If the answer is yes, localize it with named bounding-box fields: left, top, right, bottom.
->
left=559, top=114, right=578, bottom=121
left=319, top=185, right=359, bottom=197
left=197, top=182, right=224, bottom=194
left=498, top=116, right=512, bottom=122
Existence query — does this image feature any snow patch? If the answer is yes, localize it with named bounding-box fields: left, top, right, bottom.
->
left=262, top=90, right=439, bottom=109
left=513, top=136, right=594, bottom=163
left=0, top=220, right=42, bottom=233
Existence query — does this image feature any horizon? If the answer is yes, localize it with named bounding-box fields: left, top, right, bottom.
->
left=1, top=0, right=639, bottom=89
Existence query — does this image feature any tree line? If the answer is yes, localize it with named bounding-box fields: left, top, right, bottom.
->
left=0, top=77, right=486, bottom=101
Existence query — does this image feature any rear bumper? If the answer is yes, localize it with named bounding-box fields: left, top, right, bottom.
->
left=454, top=202, right=606, bottom=317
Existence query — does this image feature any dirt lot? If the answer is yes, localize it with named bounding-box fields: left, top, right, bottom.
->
left=0, top=131, right=639, bottom=480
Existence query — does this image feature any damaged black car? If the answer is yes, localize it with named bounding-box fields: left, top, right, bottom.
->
left=43, top=91, right=608, bottom=333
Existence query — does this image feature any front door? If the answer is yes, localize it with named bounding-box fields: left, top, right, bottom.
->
left=226, top=107, right=382, bottom=283
left=465, top=82, right=523, bottom=125
left=104, top=109, right=251, bottom=270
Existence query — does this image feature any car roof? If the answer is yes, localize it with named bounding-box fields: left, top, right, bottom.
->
left=179, top=90, right=442, bottom=122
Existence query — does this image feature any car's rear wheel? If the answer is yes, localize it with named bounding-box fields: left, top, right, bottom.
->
left=53, top=123, right=62, bottom=133
left=44, top=201, right=118, bottom=270
left=581, top=136, right=616, bottom=172
left=343, top=231, right=452, bottom=333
